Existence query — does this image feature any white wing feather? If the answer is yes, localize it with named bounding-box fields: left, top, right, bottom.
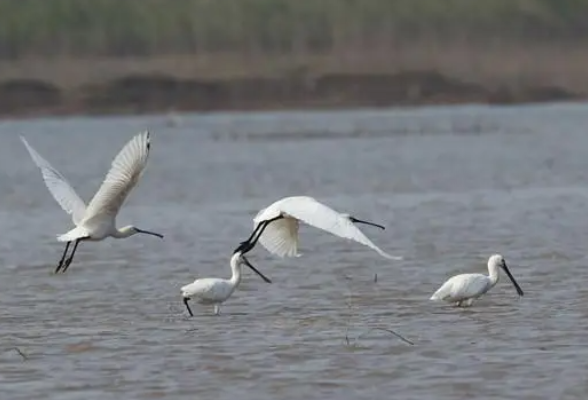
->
left=430, top=273, right=491, bottom=301
left=21, top=136, right=87, bottom=225
left=82, top=131, right=150, bottom=224
left=181, top=279, right=232, bottom=302
left=254, top=196, right=400, bottom=260
left=253, top=207, right=300, bottom=257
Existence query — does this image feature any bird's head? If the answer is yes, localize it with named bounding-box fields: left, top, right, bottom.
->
left=488, top=254, right=524, bottom=297
left=230, top=248, right=272, bottom=284
left=118, top=225, right=164, bottom=239
left=233, top=240, right=254, bottom=255
left=488, top=254, right=505, bottom=268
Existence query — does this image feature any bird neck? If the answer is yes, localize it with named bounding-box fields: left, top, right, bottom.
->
left=488, top=264, right=500, bottom=286
left=113, top=225, right=136, bottom=239
left=229, top=252, right=243, bottom=286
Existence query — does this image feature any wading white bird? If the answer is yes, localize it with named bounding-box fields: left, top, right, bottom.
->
left=244, top=196, right=401, bottom=260
left=21, top=131, right=163, bottom=274
left=181, top=242, right=272, bottom=316
left=430, top=254, right=524, bottom=307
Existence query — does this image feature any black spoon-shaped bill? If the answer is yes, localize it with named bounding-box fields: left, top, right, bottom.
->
left=501, top=262, right=524, bottom=297
left=242, top=255, right=272, bottom=283
left=349, top=216, right=386, bottom=230
left=135, top=228, right=164, bottom=239
left=183, top=297, right=194, bottom=317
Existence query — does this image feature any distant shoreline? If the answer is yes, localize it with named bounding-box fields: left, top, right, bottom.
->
left=0, top=45, right=583, bottom=119
left=1, top=1, right=588, bottom=118
left=0, top=70, right=580, bottom=120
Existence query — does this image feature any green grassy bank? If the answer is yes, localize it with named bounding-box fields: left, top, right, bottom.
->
left=0, top=0, right=585, bottom=117
left=0, top=0, right=586, bottom=59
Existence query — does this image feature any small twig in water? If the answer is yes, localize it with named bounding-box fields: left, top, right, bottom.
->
left=348, top=327, right=415, bottom=346
left=345, top=327, right=351, bottom=346
left=10, top=347, right=27, bottom=360
left=341, top=275, right=413, bottom=347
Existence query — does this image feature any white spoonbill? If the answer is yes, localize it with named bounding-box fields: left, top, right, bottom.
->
left=430, top=254, right=524, bottom=307
left=181, top=242, right=272, bottom=316
left=21, top=131, right=163, bottom=274
left=243, top=196, right=401, bottom=260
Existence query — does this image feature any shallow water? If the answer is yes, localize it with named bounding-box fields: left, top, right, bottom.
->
left=2, top=103, right=588, bottom=399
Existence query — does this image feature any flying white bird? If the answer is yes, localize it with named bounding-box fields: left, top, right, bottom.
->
left=243, top=196, right=401, bottom=260
left=181, top=242, right=272, bottom=316
left=430, top=254, right=524, bottom=307
left=21, top=131, right=163, bottom=273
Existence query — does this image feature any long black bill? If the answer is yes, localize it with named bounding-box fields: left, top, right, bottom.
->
left=243, top=221, right=268, bottom=245
left=236, top=215, right=285, bottom=255
left=136, top=228, right=164, bottom=239
left=242, top=255, right=272, bottom=283
left=249, top=215, right=284, bottom=246
left=349, top=216, right=386, bottom=230
left=183, top=297, right=194, bottom=317
left=502, top=262, right=524, bottom=297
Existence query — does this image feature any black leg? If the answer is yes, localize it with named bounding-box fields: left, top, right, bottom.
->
left=54, top=241, right=71, bottom=273
left=60, top=239, right=81, bottom=273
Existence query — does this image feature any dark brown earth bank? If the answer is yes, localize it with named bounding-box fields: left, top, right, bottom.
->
left=0, top=70, right=579, bottom=119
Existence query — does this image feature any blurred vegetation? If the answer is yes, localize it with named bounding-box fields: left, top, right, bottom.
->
left=0, top=0, right=587, bottom=59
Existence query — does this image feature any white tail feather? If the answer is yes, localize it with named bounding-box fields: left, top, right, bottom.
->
left=57, top=226, right=90, bottom=242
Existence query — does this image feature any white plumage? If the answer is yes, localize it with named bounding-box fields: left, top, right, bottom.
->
left=252, top=196, right=401, bottom=260
left=430, top=254, right=524, bottom=307
left=181, top=249, right=271, bottom=316
left=81, top=131, right=152, bottom=227
left=21, top=136, right=87, bottom=225
left=21, top=131, right=163, bottom=273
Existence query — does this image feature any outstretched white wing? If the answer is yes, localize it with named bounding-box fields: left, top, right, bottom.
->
left=21, top=136, right=87, bottom=225
left=82, top=131, right=151, bottom=224
left=253, top=207, right=300, bottom=257
left=254, top=196, right=401, bottom=260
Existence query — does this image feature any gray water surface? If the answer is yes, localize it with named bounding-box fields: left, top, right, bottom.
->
left=2, top=103, right=588, bottom=399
